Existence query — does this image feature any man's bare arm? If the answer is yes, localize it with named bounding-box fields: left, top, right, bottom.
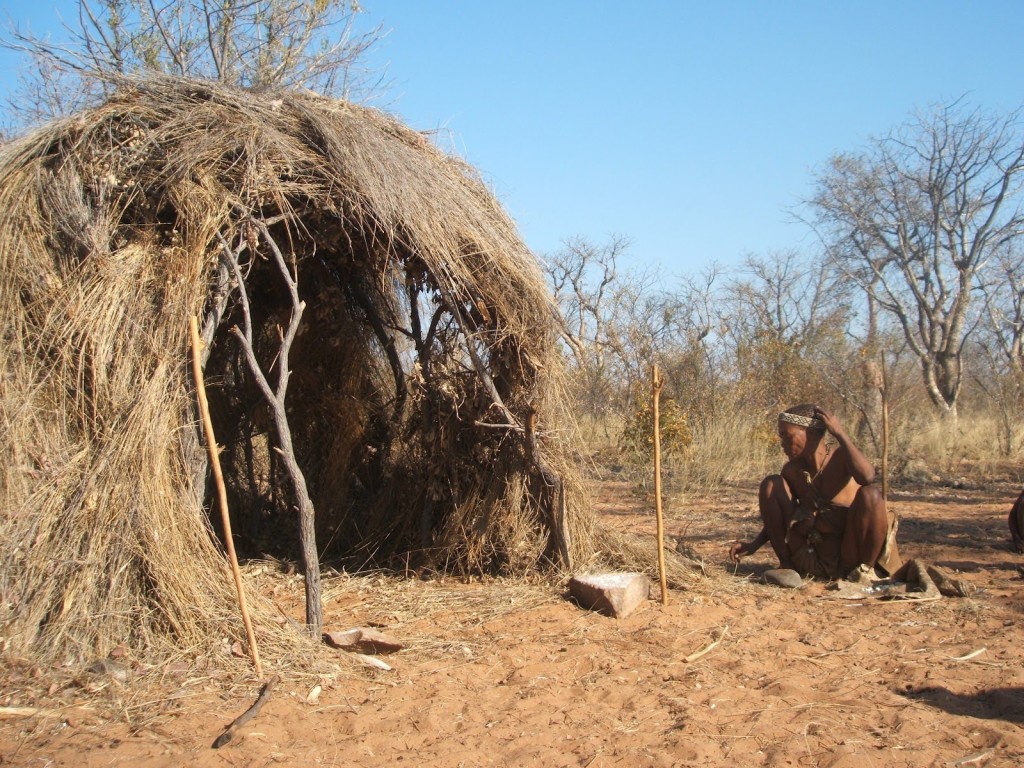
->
left=814, top=406, right=875, bottom=485
left=730, top=527, right=769, bottom=562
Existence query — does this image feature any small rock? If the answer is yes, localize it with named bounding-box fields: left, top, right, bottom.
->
left=764, top=569, right=803, bottom=589
left=356, top=628, right=403, bottom=654
left=85, top=659, right=129, bottom=682
left=163, top=661, right=189, bottom=676
left=323, top=628, right=403, bottom=654
left=323, top=629, right=362, bottom=649
left=568, top=572, right=649, bottom=618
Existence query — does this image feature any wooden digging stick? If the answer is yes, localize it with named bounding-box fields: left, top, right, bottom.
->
left=652, top=365, right=668, bottom=606
left=190, top=315, right=263, bottom=678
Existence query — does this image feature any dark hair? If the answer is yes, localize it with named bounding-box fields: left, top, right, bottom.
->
left=783, top=403, right=819, bottom=418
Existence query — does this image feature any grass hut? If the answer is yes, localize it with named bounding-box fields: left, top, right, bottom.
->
left=0, top=78, right=691, bottom=665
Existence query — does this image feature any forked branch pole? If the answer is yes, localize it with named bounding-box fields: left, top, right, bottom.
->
left=526, top=408, right=572, bottom=569
left=219, top=221, right=323, bottom=635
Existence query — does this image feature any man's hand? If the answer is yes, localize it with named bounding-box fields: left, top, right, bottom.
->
left=729, top=541, right=748, bottom=563
left=812, top=406, right=845, bottom=438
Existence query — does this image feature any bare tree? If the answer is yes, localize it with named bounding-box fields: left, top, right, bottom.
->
left=543, top=235, right=629, bottom=427
left=219, top=219, right=324, bottom=634
left=980, top=242, right=1024, bottom=374
left=3, top=0, right=383, bottom=130
left=656, top=265, right=723, bottom=432
left=601, top=270, right=686, bottom=398
left=724, top=251, right=844, bottom=349
left=543, top=234, right=697, bottom=435
left=975, top=242, right=1024, bottom=454
left=544, top=234, right=629, bottom=370
left=720, top=250, right=851, bottom=410
left=807, top=100, right=1024, bottom=420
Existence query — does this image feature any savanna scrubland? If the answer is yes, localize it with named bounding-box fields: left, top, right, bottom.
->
left=2, top=2, right=1024, bottom=764
left=3, top=98, right=1023, bottom=768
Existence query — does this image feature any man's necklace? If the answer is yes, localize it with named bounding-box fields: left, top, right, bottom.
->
left=801, top=444, right=832, bottom=487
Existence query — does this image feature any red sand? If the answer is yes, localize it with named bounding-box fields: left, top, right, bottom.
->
left=3, top=479, right=1022, bottom=767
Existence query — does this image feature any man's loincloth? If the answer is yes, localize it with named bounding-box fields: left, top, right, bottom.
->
left=788, top=501, right=901, bottom=580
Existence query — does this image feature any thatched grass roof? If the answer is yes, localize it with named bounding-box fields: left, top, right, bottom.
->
left=0, top=77, right=694, bottom=665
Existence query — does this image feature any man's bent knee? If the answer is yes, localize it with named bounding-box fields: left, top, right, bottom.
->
left=759, top=474, right=786, bottom=501
left=759, top=475, right=792, bottom=529
left=853, top=483, right=884, bottom=512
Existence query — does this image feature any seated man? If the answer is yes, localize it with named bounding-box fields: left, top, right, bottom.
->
left=1009, top=489, right=1024, bottom=553
left=729, top=404, right=901, bottom=580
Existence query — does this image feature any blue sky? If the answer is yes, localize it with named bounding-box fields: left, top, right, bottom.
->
left=3, top=1, right=1023, bottom=275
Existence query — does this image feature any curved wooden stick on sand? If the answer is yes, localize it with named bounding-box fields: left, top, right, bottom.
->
left=212, top=674, right=280, bottom=748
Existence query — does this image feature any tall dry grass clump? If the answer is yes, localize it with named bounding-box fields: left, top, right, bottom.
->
left=0, top=78, right=698, bottom=665
left=671, top=417, right=777, bottom=491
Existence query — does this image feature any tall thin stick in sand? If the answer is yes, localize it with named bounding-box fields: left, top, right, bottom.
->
left=880, top=352, right=890, bottom=504
left=652, top=365, right=668, bottom=606
left=190, top=315, right=263, bottom=678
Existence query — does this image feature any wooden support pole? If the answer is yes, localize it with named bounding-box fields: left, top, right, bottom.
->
left=190, top=315, right=263, bottom=678
left=652, top=364, right=668, bottom=606
left=526, top=408, right=573, bottom=569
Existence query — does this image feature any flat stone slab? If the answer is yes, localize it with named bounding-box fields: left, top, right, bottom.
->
left=764, top=568, right=804, bottom=589
left=569, top=572, right=650, bottom=618
left=323, top=627, right=404, bottom=654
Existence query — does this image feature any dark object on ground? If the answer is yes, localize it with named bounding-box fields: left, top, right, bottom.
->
left=1009, top=489, right=1024, bottom=553
left=212, top=675, right=280, bottom=749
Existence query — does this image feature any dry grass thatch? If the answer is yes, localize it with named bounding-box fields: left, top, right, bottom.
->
left=0, top=77, right=696, bottom=666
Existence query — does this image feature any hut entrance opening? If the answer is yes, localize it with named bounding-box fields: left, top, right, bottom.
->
left=199, top=217, right=555, bottom=575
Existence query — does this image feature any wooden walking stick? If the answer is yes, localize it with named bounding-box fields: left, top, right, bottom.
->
left=190, top=315, right=263, bottom=678
left=880, top=352, right=890, bottom=504
left=652, top=365, right=668, bottom=606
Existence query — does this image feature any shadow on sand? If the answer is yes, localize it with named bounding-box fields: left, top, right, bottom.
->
left=900, top=685, right=1024, bottom=724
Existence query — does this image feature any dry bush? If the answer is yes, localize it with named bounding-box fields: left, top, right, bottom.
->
left=893, top=413, right=1024, bottom=482
left=668, top=417, right=777, bottom=492
left=580, top=383, right=779, bottom=495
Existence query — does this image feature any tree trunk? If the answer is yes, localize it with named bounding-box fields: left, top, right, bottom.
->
left=921, top=357, right=960, bottom=421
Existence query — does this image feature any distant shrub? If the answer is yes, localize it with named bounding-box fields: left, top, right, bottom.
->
left=620, top=391, right=692, bottom=461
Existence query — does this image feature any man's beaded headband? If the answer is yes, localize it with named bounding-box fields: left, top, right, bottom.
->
left=778, top=412, right=825, bottom=430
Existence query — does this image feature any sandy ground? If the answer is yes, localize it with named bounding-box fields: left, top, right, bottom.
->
left=2, top=477, right=1023, bottom=767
